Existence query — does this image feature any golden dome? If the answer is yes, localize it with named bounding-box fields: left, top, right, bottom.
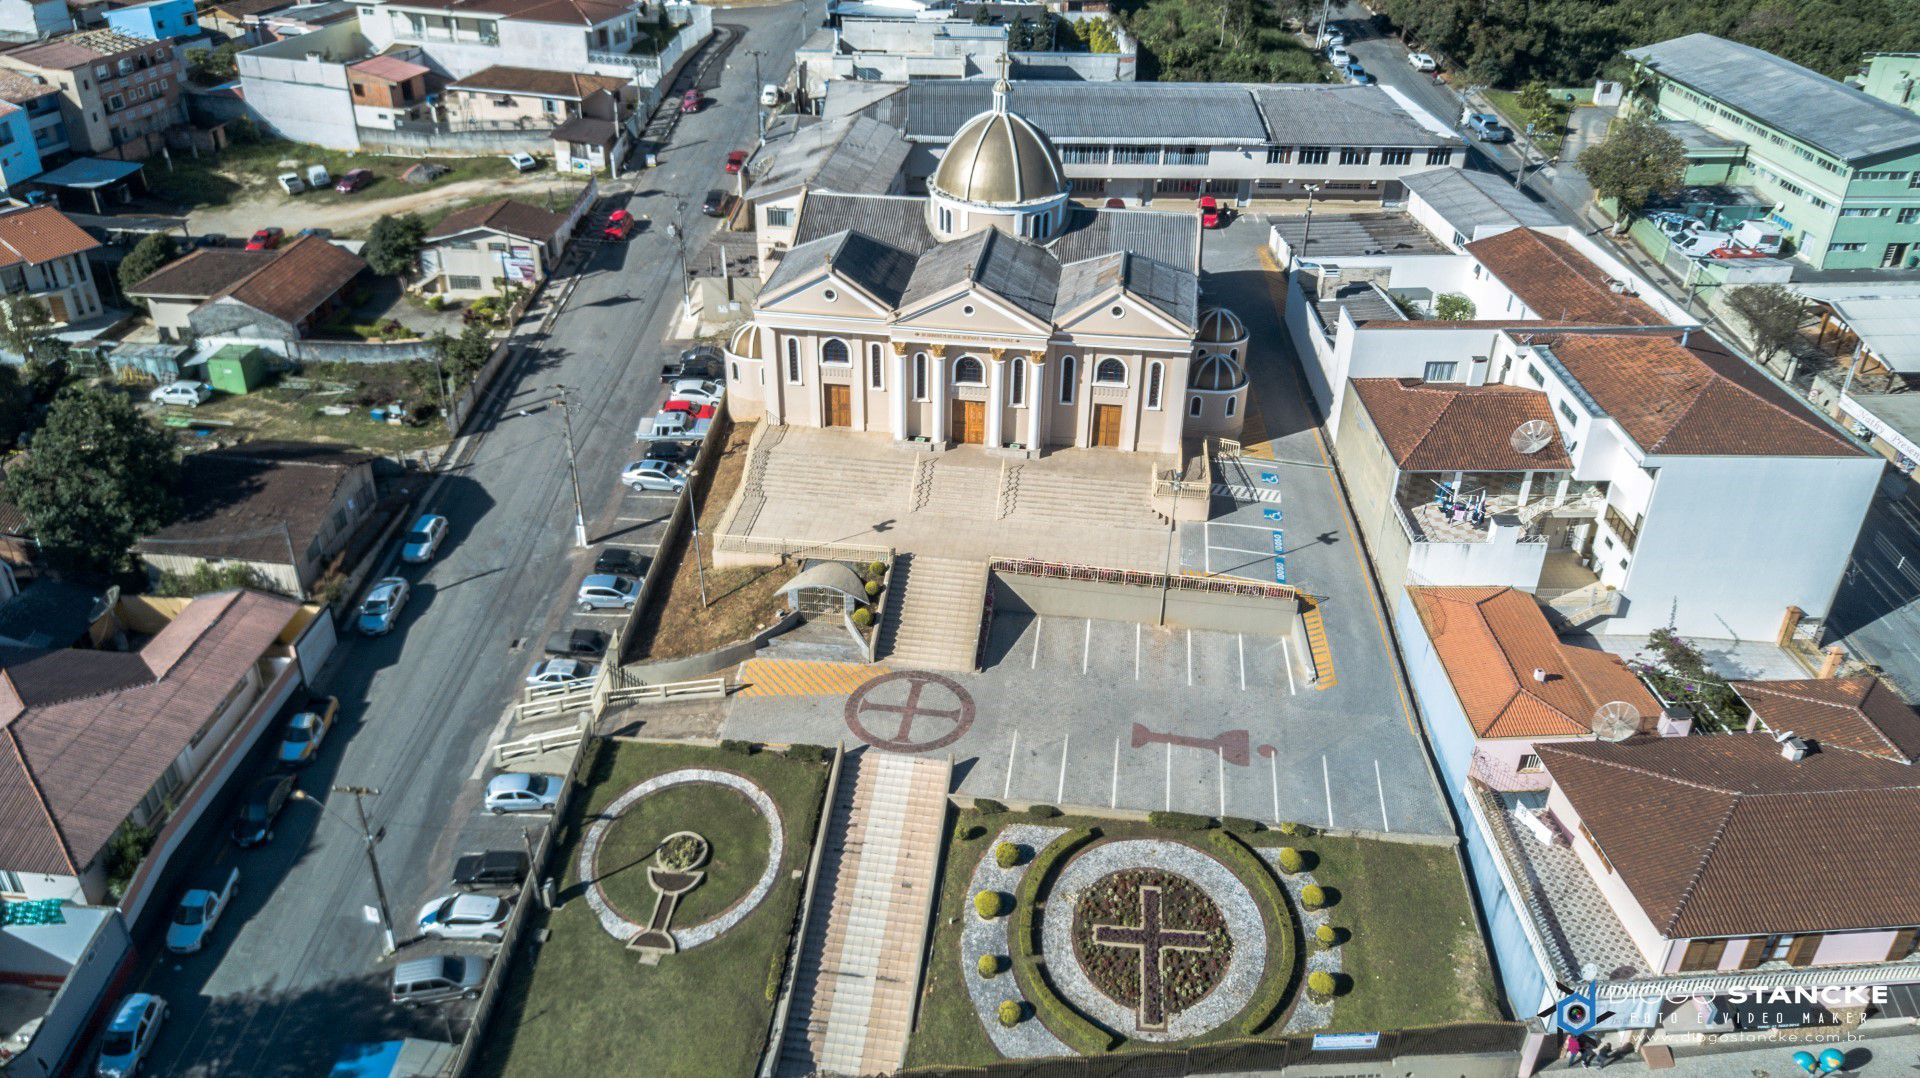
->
left=727, top=322, right=762, bottom=359
left=929, top=80, right=1067, bottom=206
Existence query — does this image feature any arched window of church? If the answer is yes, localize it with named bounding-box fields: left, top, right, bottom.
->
left=821, top=338, right=850, bottom=366
left=954, top=355, right=985, bottom=384
left=1095, top=358, right=1127, bottom=385
left=1146, top=362, right=1164, bottom=410
left=913, top=353, right=928, bottom=399
left=1226, top=397, right=1238, bottom=418
left=1010, top=358, right=1026, bottom=406
left=1189, top=397, right=1203, bottom=417
left=786, top=338, right=801, bottom=384
left=869, top=344, right=884, bottom=389
left=1059, top=355, right=1077, bottom=404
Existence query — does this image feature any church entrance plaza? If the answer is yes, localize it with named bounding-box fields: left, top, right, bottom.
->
left=713, top=425, right=1205, bottom=572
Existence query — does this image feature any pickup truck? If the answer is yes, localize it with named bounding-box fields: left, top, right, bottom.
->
left=636, top=405, right=714, bottom=442
left=1465, top=113, right=1512, bottom=143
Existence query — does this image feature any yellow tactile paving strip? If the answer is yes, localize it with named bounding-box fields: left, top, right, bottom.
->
left=1236, top=388, right=1276, bottom=460
left=1302, top=599, right=1336, bottom=690
left=735, top=658, right=886, bottom=697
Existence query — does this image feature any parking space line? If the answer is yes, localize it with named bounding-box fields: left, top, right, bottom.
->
left=468, top=706, right=519, bottom=781
left=1281, top=638, right=1297, bottom=695
left=1004, top=730, right=1019, bottom=799
left=1186, top=630, right=1193, bottom=686
left=1322, top=755, right=1334, bottom=828
left=1082, top=619, right=1091, bottom=675
left=1269, top=751, right=1280, bottom=823
left=1110, top=739, right=1120, bottom=809
left=1208, top=521, right=1286, bottom=532
left=1057, top=734, right=1069, bottom=805
left=1134, top=624, right=1141, bottom=680
left=1375, top=759, right=1391, bottom=833
left=1031, top=616, right=1042, bottom=669
left=1164, top=742, right=1172, bottom=811
left=1237, top=634, right=1246, bottom=691
left=1217, top=747, right=1226, bottom=817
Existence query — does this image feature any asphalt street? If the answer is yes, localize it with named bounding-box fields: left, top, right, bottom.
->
left=124, top=5, right=823, bottom=1075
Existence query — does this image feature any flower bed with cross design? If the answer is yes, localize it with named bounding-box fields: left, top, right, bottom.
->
left=1071, top=869, right=1235, bottom=1032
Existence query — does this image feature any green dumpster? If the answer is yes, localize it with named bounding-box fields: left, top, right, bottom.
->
left=206, top=345, right=268, bottom=396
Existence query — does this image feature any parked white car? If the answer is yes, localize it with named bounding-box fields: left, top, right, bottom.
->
left=507, top=152, right=538, bottom=173
left=621, top=459, right=686, bottom=493
left=1671, top=229, right=1733, bottom=258
left=1408, top=52, right=1438, bottom=71
left=95, top=994, right=165, bottom=1078
left=670, top=378, right=724, bottom=405
left=760, top=83, right=781, bottom=107
left=401, top=513, right=448, bottom=563
left=150, top=381, right=212, bottom=408
left=166, top=867, right=239, bottom=954
left=357, top=577, right=411, bottom=636
left=526, top=657, right=596, bottom=688
left=485, top=772, right=563, bottom=814
left=1327, top=44, right=1351, bottom=66
left=416, top=893, right=511, bottom=941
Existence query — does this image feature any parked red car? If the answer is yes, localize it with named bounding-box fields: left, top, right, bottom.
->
left=1199, top=195, right=1224, bottom=229
left=680, top=89, right=703, bottom=113
left=724, top=150, right=747, bottom=174
left=244, top=227, right=283, bottom=250
left=602, top=209, right=635, bottom=240
left=334, top=168, right=373, bottom=193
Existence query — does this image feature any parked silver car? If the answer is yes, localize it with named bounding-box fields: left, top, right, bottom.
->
left=416, top=893, right=511, bottom=941
left=484, top=772, right=562, bottom=814
left=576, top=573, right=637, bottom=612
left=357, top=577, right=410, bottom=635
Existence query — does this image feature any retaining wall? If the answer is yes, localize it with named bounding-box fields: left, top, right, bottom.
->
left=989, top=572, right=1298, bottom=637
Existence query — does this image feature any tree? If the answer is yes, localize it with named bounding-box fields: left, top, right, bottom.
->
left=363, top=213, right=428, bottom=278
left=0, top=364, right=26, bottom=448
left=1434, top=293, right=1476, bottom=320
left=0, top=296, right=65, bottom=366
left=188, top=42, right=240, bottom=84
left=1084, top=16, right=1121, bottom=53
left=1577, top=113, right=1685, bottom=222
left=1723, top=284, right=1807, bottom=377
left=9, top=385, right=179, bottom=570
left=118, top=232, right=177, bottom=302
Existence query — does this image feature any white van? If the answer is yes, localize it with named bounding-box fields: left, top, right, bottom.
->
left=305, top=164, right=331, bottom=188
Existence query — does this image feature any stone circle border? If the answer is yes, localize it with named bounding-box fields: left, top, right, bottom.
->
left=580, top=768, right=784, bottom=950
left=1041, top=839, right=1267, bottom=1042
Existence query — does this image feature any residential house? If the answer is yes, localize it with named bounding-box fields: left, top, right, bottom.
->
left=550, top=113, right=621, bottom=174
left=255, top=0, right=355, bottom=39
left=442, top=64, right=630, bottom=131
left=0, top=99, right=38, bottom=190
left=100, top=0, right=198, bottom=41
left=832, top=77, right=1463, bottom=206
left=355, top=0, right=668, bottom=80
left=345, top=53, right=430, bottom=131
left=0, top=67, right=72, bottom=163
left=0, top=28, right=186, bottom=160
left=125, top=233, right=365, bottom=341
left=1625, top=34, right=1920, bottom=270
left=196, top=0, right=293, bottom=42
left=419, top=196, right=571, bottom=298
left=1730, top=676, right=1920, bottom=763
left=0, top=0, right=72, bottom=39
left=0, top=203, right=103, bottom=324
left=136, top=443, right=378, bottom=597
left=744, top=113, right=911, bottom=269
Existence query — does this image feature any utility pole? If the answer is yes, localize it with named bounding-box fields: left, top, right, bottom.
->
left=689, top=467, right=710, bottom=608
left=1292, top=183, right=1322, bottom=272
left=1314, top=0, right=1333, bottom=44
left=553, top=385, right=589, bottom=549
left=338, top=785, right=397, bottom=956
left=748, top=49, right=768, bottom=133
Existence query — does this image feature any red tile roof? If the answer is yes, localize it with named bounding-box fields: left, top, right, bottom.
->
left=137, top=443, right=376, bottom=565
left=1465, top=229, right=1668, bottom=326
left=1539, top=332, right=1863, bottom=457
left=1731, top=677, right=1920, bottom=764
left=447, top=65, right=629, bottom=99
left=129, top=236, right=366, bottom=325
left=0, top=205, right=99, bottom=267
left=348, top=55, right=430, bottom=83
left=1540, top=734, right=1920, bottom=938
left=425, top=197, right=571, bottom=244
left=1350, top=378, right=1570, bottom=471
left=0, top=590, right=298, bottom=876
left=1406, top=585, right=1660, bottom=739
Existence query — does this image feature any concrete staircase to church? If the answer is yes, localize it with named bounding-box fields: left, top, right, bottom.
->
left=875, top=554, right=988, bottom=672
left=1005, top=465, right=1168, bottom=527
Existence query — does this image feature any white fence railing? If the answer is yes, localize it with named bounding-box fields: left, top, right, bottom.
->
left=495, top=718, right=592, bottom=766
left=606, top=676, right=727, bottom=703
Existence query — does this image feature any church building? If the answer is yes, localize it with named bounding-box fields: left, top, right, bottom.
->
left=722, top=77, right=1250, bottom=454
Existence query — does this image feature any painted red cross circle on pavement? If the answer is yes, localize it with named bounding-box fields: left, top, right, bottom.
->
left=844, top=671, right=975, bottom=753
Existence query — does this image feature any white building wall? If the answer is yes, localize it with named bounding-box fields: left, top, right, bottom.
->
left=236, top=26, right=362, bottom=150
left=1615, top=454, right=1880, bottom=638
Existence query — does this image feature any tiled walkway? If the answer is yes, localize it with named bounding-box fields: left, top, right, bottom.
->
left=777, top=750, right=950, bottom=1076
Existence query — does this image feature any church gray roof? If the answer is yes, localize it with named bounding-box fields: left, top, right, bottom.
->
left=764, top=228, right=920, bottom=307
left=900, top=228, right=1061, bottom=322
left=744, top=115, right=911, bottom=200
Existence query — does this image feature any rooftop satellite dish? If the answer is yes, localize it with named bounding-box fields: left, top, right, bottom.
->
left=1510, top=419, right=1554, bottom=455
left=1591, top=700, right=1642, bottom=742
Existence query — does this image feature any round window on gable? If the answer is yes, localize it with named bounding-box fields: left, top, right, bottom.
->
left=822, top=287, right=837, bottom=302
left=1110, top=305, right=1124, bottom=318
left=963, top=304, right=976, bottom=316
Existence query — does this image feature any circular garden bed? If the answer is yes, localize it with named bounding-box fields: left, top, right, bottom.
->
left=1071, top=868, right=1235, bottom=1023
left=595, top=784, right=766, bottom=927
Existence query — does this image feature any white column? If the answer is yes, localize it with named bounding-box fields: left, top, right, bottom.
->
left=766, top=330, right=785, bottom=425
left=890, top=348, right=909, bottom=440
left=1025, top=359, right=1045, bottom=452
left=852, top=352, right=869, bottom=431
left=985, top=358, right=1005, bottom=448
left=929, top=348, right=949, bottom=446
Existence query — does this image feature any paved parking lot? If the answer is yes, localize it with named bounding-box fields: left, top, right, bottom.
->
left=721, top=608, right=1450, bottom=836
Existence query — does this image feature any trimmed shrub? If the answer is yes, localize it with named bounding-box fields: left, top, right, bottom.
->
left=719, top=739, right=757, bottom=756
left=1278, top=820, right=1316, bottom=837
left=1276, top=846, right=1305, bottom=874
left=973, top=890, right=1006, bottom=919
left=1147, top=810, right=1215, bottom=831
left=1013, top=957, right=1116, bottom=1052
left=1207, top=830, right=1299, bottom=1036
left=1307, top=970, right=1337, bottom=1000
left=851, top=607, right=874, bottom=628
left=1026, top=803, right=1061, bottom=819
left=994, top=841, right=1022, bottom=868
left=1316, top=924, right=1338, bottom=948
left=1222, top=815, right=1263, bottom=833
left=865, top=560, right=888, bottom=580
left=765, top=951, right=785, bottom=1001
left=997, top=1000, right=1022, bottom=1027
left=972, top=798, right=1009, bottom=815
left=784, top=743, right=832, bottom=764
left=955, top=823, right=985, bottom=842
left=864, top=580, right=881, bottom=597
left=977, top=954, right=1002, bottom=978
left=1301, top=883, right=1327, bottom=909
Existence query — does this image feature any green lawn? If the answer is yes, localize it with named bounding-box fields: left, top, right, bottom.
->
left=1253, top=833, right=1501, bottom=1032
left=905, top=815, right=1000, bottom=1070
left=477, top=741, right=831, bottom=1078
left=146, top=135, right=526, bottom=210
left=181, top=362, right=452, bottom=453
left=595, top=783, right=771, bottom=928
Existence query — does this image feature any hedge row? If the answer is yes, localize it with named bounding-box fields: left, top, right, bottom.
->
left=1146, top=810, right=1214, bottom=830
left=1013, top=827, right=1101, bottom=960
left=1206, top=830, right=1299, bottom=1036
left=1010, top=827, right=1116, bottom=1054
left=1013, top=947, right=1119, bottom=1054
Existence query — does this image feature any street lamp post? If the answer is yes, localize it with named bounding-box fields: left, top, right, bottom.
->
left=1292, top=183, right=1323, bottom=272
left=553, top=384, right=589, bottom=549
left=296, top=786, right=398, bottom=955
left=688, top=467, right=710, bottom=608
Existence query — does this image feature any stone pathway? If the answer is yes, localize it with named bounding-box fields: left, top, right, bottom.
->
left=958, top=824, right=1072, bottom=1059
left=1259, top=848, right=1341, bottom=1033
left=1041, top=840, right=1266, bottom=1043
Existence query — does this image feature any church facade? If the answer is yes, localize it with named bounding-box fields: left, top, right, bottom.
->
left=723, top=79, right=1249, bottom=455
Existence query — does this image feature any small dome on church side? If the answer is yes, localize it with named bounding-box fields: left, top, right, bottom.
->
left=1195, top=307, right=1247, bottom=347
left=1190, top=352, right=1246, bottom=392
left=727, top=322, right=762, bottom=359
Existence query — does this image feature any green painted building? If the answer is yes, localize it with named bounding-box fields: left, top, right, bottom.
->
left=1626, top=34, right=1920, bottom=270
left=1858, top=53, right=1920, bottom=115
